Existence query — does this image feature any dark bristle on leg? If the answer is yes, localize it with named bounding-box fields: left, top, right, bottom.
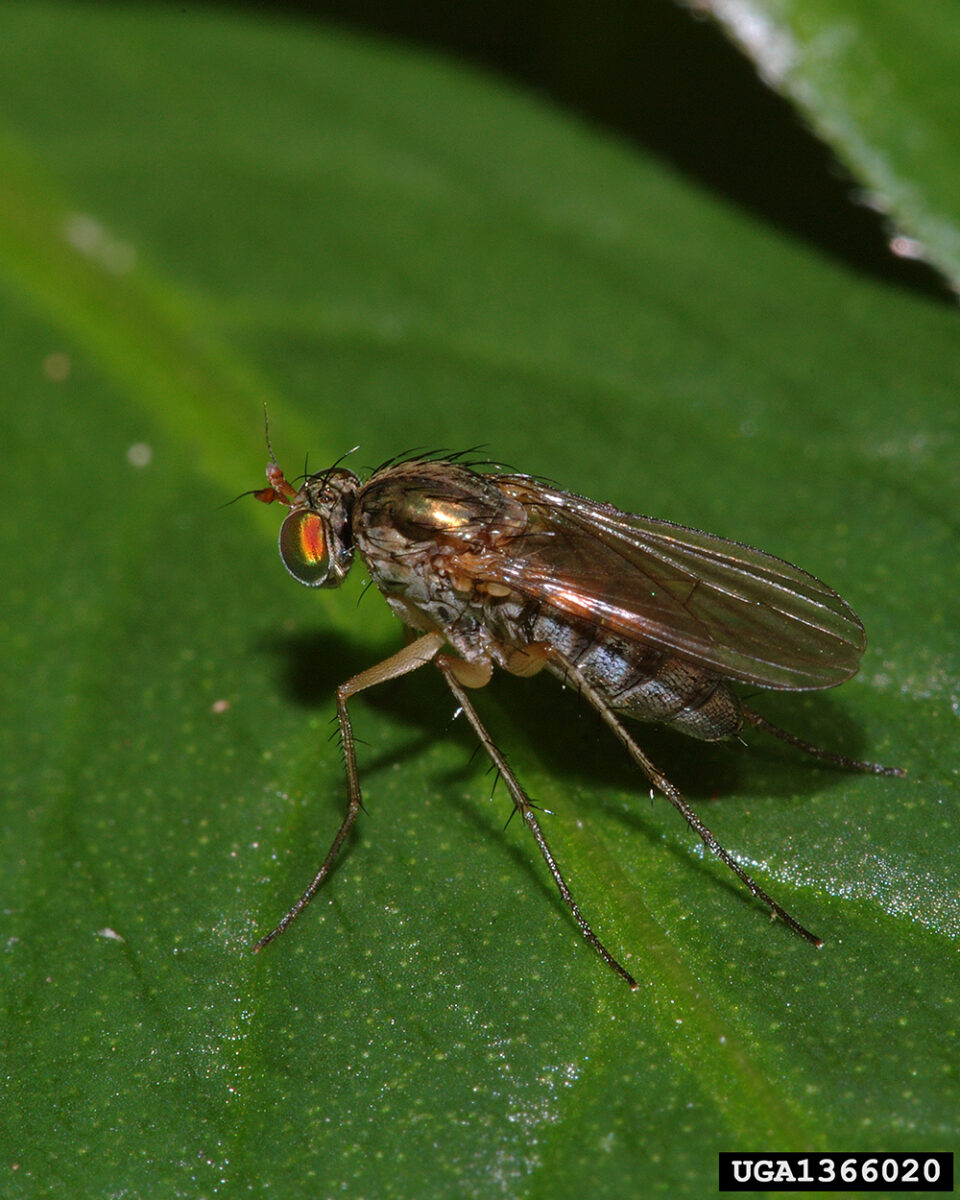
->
left=555, top=654, right=825, bottom=950
left=741, top=707, right=906, bottom=778
left=438, top=660, right=640, bottom=991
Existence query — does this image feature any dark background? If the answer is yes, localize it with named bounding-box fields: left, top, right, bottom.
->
left=204, top=0, right=953, bottom=304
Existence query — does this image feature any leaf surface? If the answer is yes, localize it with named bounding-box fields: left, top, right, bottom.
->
left=0, top=4, right=956, bottom=1196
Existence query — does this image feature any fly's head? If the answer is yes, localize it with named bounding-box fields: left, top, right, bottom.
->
left=255, top=462, right=360, bottom=588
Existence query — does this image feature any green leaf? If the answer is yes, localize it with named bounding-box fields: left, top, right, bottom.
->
left=706, top=0, right=960, bottom=286
left=0, top=4, right=956, bottom=1197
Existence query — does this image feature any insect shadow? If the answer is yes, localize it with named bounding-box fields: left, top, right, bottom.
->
left=256, top=625, right=876, bottom=862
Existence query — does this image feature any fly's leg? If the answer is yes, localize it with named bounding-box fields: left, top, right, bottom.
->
left=253, top=632, right=446, bottom=952
left=555, top=654, right=824, bottom=947
left=741, top=706, right=905, bottom=778
left=437, top=656, right=639, bottom=991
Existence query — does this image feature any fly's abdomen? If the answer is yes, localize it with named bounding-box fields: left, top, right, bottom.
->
left=619, top=655, right=743, bottom=741
left=527, top=611, right=742, bottom=742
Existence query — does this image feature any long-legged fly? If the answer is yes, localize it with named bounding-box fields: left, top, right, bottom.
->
left=250, top=443, right=902, bottom=989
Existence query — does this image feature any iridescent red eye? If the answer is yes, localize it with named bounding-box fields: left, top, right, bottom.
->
left=279, top=510, right=330, bottom=585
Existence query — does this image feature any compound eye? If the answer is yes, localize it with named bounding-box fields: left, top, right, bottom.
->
left=279, top=510, right=330, bottom=585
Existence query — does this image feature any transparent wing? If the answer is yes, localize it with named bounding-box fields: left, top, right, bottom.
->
left=477, top=477, right=866, bottom=690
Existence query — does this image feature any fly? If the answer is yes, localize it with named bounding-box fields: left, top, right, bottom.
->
left=250, top=440, right=903, bottom=989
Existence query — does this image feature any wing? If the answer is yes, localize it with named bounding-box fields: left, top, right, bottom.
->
left=475, top=477, right=866, bottom=690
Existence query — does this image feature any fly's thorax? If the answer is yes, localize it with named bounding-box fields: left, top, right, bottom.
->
left=354, top=461, right=525, bottom=548
left=352, top=461, right=527, bottom=642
